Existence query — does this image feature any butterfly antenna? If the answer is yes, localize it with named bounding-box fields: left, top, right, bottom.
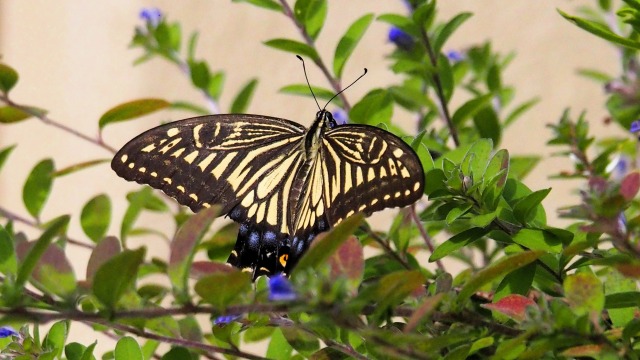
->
left=297, top=55, right=322, bottom=111
left=323, top=67, right=367, bottom=110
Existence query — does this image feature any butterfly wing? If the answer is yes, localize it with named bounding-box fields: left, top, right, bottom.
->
left=111, top=114, right=306, bottom=215
left=319, top=125, right=425, bottom=225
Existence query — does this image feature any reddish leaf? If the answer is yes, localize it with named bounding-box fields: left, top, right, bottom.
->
left=614, top=262, right=640, bottom=278
left=620, top=172, right=640, bottom=201
left=328, top=235, right=363, bottom=284
left=191, top=261, right=234, bottom=279
left=481, top=294, right=536, bottom=321
left=17, top=241, right=76, bottom=298
left=169, top=205, right=220, bottom=303
left=86, top=236, right=121, bottom=283
left=560, top=344, right=605, bottom=357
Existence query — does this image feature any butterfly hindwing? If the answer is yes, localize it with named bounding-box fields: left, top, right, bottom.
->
left=320, top=125, right=425, bottom=225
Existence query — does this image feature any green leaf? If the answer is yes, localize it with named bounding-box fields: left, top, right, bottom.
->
left=512, top=228, right=563, bottom=253
left=282, top=327, right=320, bottom=355
left=171, top=101, right=209, bottom=115
left=473, top=106, right=501, bottom=145
left=495, top=262, right=536, bottom=300
left=294, top=0, right=327, bottom=41
left=504, top=98, right=539, bottom=127
left=98, top=98, right=170, bottom=129
left=81, top=194, right=112, bottom=243
left=161, top=347, right=192, bottom=360
left=115, top=336, right=143, bottom=360
left=121, top=187, right=168, bottom=242
left=16, top=215, right=69, bottom=289
left=0, top=106, right=32, bottom=123
left=0, top=63, right=18, bottom=93
left=461, top=138, right=493, bottom=181
left=451, top=94, right=493, bottom=126
left=564, top=271, right=605, bottom=316
left=188, top=60, right=210, bottom=90
left=92, top=248, right=145, bottom=309
left=604, top=268, right=638, bottom=326
left=293, top=213, right=364, bottom=275
left=169, top=205, right=220, bottom=303
left=333, top=13, right=374, bottom=79
left=432, top=12, right=473, bottom=55
left=22, top=158, right=55, bottom=219
left=230, top=78, right=258, bottom=113
left=513, top=188, right=551, bottom=225
left=558, top=9, right=640, bottom=50
left=349, top=89, right=393, bottom=126
left=194, top=270, right=252, bottom=310
left=267, top=328, right=294, bottom=359
left=232, top=0, right=283, bottom=12
left=458, top=250, right=543, bottom=302
left=207, top=72, right=226, bottom=101
left=0, top=144, right=16, bottom=174
left=430, top=228, right=490, bottom=262
left=53, top=159, right=110, bottom=177
left=0, top=225, right=17, bottom=276
left=43, top=321, right=69, bottom=358
left=264, top=39, right=319, bottom=62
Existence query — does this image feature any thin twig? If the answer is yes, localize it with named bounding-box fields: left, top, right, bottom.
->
left=361, top=226, right=412, bottom=270
left=409, top=205, right=444, bottom=270
left=0, top=206, right=95, bottom=250
left=278, top=0, right=352, bottom=111
left=0, top=93, right=117, bottom=154
left=418, top=28, right=459, bottom=147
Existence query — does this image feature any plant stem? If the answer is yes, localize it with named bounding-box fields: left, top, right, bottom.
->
left=362, top=226, right=412, bottom=270
left=0, top=94, right=117, bottom=154
left=418, top=28, right=460, bottom=147
left=409, top=205, right=444, bottom=270
left=0, top=206, right=94, bottom=250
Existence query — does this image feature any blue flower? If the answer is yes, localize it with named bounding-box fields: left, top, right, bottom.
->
left=268, top=274, right=297, bottom=301
left=0, top=327, right=17, bottom=338
left=139, top=8, right=163, bottom=27
left=388, top=27, right=414, bottom=51
left=630, top=120, right=640, bottom=133
left=213, top=314, right=240, bottom=326
left=446, top=50, right=465, bottom=63
left=332, top=109, right=348, bottom=125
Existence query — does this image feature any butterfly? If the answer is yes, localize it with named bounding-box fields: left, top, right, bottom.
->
left=112, top=71, right=424, bottom=278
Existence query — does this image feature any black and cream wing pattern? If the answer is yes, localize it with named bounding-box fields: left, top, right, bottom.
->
left=112, top=111, right=425, bottom=277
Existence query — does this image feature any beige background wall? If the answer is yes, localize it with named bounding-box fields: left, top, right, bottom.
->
left=0, top=0, right=621, bottom=354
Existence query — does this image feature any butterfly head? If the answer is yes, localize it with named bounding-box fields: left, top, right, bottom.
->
left=317, top=109, right=338, bottom=130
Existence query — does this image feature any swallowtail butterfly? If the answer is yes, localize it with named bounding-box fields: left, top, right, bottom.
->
left=112, top=70, right=425, bottom=278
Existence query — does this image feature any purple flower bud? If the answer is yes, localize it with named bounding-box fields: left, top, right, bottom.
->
left=0, top=327, right=17, bottom=338
left=213, top=314, right=240, bottom=326
left=268, top=274, right=297, bottom=301
left=446, top=50, right=465, bottom=63
left=332, top=109, right=348, bottom=125
left=388, top=27, right=414, bottom=51
left=139, top=8, right=163, bottom=27
left=630, top=120, right=640, bottom=133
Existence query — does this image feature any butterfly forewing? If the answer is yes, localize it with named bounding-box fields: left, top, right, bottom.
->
left=111, top=114, right=305, bottom=217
